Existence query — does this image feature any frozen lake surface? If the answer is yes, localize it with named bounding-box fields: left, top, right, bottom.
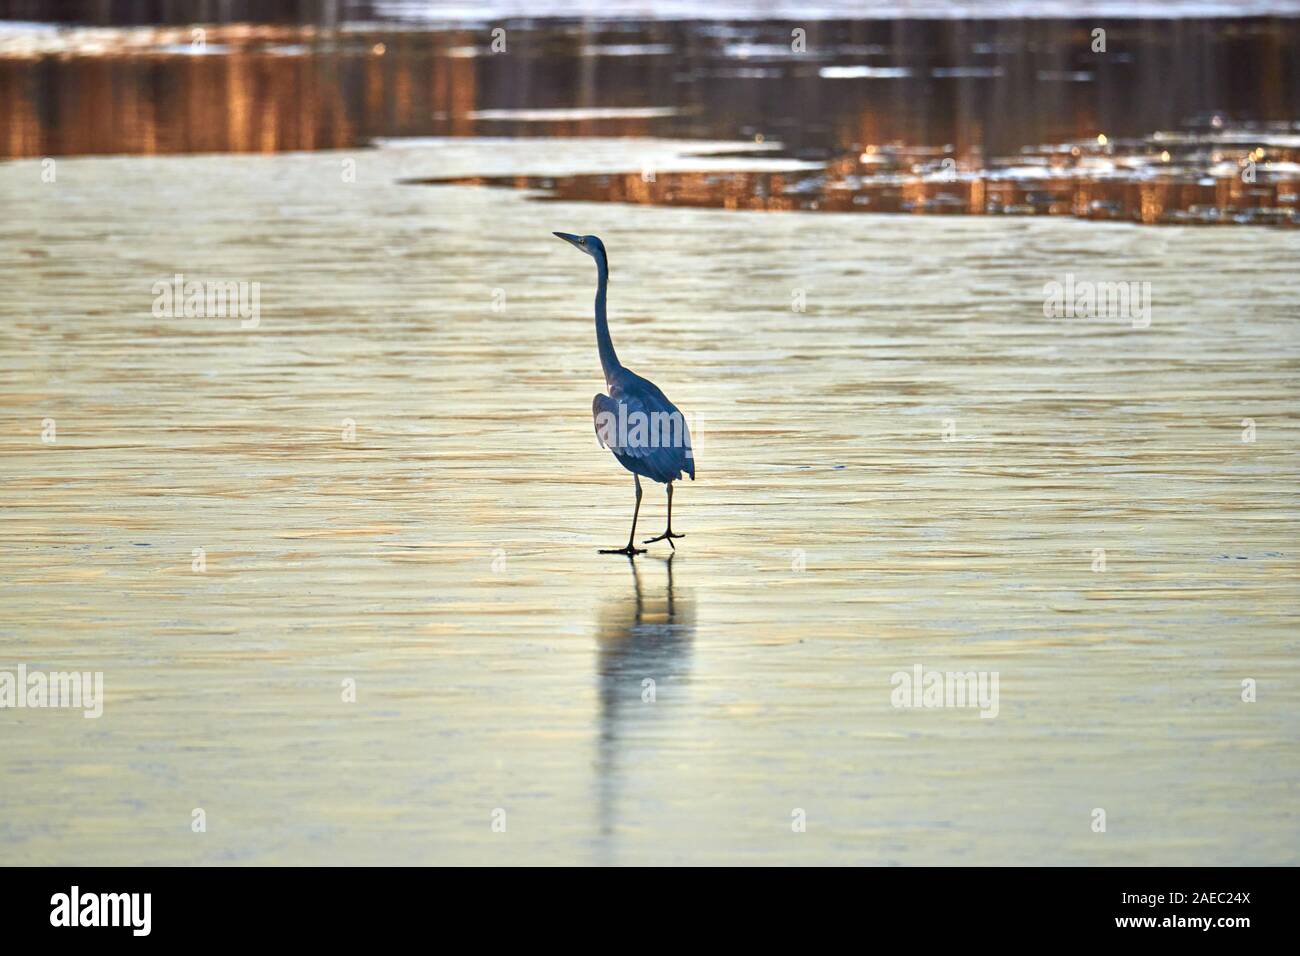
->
left=1, top=139, right=1297, bottom=864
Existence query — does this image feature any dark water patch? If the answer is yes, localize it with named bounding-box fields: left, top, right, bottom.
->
left=2, top=17, right=1298, bottom=164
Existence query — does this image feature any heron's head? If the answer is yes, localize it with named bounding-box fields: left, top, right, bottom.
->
left=553, top=232, right=609, bottom=272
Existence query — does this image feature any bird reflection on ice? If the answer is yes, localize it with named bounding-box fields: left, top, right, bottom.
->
left=593, top=555, right=695, bottom=860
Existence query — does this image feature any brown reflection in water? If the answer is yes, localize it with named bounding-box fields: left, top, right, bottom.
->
left=0, top=26, right=487, bottom=156
left=4, top=18, right=1299, bottom=160
left=3, top=18, right=1299, bottom=224
left=410, top=127, right=1300, bottom=226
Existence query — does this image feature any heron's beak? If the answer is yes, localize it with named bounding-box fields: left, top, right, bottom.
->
left=553, top=231, right=583, bottom=249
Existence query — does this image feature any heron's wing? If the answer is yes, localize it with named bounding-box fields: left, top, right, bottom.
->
left=619, top=377, right=694, bottom=480
left=592, top=393, right=622, bottom=449
left=593, top=382, right=694, bottom=483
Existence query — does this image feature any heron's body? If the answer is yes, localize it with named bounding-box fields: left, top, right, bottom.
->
left=593, top=369, right=695, bottom=485
left=554, top=231, right=694, bottom=554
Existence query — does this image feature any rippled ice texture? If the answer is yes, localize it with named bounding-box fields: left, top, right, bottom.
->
left=1, top=139, right=1297, bottom=864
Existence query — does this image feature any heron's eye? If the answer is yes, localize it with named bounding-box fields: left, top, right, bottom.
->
left=579, top=239, right=586, bottom=245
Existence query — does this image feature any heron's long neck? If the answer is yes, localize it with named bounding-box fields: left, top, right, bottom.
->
left=594, top=255, right=620, bottom=379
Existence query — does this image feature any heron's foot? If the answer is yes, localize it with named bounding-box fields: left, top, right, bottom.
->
left=643, top=530, right=686, bottom=548
left=599, top=545, right=647, bottom=556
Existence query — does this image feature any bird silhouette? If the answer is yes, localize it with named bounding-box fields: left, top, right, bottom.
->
left=554, top=232, right=695, bottom=555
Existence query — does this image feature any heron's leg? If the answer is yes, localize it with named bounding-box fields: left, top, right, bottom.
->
left=644, top=481, right=687, bottom=547
left=600, top=474, right=646, bottom=556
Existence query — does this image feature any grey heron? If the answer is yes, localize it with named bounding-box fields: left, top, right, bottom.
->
left=554, top=232, right=695, bottom=555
